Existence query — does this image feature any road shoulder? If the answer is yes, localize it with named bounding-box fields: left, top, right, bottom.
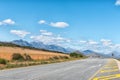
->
left=114, top=59, right=120, bottom=71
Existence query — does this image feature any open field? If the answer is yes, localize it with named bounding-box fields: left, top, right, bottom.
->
left=0, top=46, right=85, bottom=70
left=0, top=46, right=69, bottom=60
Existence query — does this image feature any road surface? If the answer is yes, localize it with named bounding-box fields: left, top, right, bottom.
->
left=0, top=58, right=120, bottom=80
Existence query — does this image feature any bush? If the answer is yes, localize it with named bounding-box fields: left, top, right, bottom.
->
left=41, top=60, right=48, bottom=64
left=23, top=54, right=32, bottom=61
left=49, top=56, right=69, bottom=61
left=53, top=56, right=60, bottom=60
left=0, top=58, right=7, bottom=64
left=70, top=52, right=84, bottom=58
left=12, top=53, right=24, bottom=61
left=59, top=56, right=69, bottom=59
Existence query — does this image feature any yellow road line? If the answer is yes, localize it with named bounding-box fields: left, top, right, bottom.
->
left=92, top=74, right=120, bottom=80
left=88, top=60, right=109, bottom=80
left=104, top=66, right=118, bottom=68
left=104, top=64, right=117, bottom=67
left=100, top=69, right=119, bottom=73
left=89, top=59, right=120, bottom=80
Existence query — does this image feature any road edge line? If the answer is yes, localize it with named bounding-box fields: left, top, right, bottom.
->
left=88, top=59, right=109, bottom=80
left=114, top=59, right=120, bottom=71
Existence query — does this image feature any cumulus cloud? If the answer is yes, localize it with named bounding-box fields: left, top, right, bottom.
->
left=88, top=40, right=98, bottom=45
left=30, top=30, right=70, bottom=45
left=0, top=19, right=15, bottom=26
left=38, top=20, right=46, bottom=24
left=30, top=30, right=120, bottom=54
left=38, top=20, right=69, bottom=28
left=100, top=39, right=112, bottom=46
left=115, top=0, right=120, bottom=6
left=40, top=30, right=53, bottom=36
left=10, top=30, right=30, bottom=38
left=74, top=39, right=120, bottom=54
left=50, top=22, right=69, bottom=28
left=79, top=40, right=87, bottom=44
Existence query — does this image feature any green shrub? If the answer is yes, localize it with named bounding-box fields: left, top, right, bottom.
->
left=59, top=56, right=69, bottom=59
left=70, top=52, right=84, bottom=58
left=12, top=53, right=24, bottom=61
left=0, top=58, right=7, bottom=64
left=41, top=61, right=48, bottom=64
left=49, top=57, right=54, bottom=61
left=23, top=53, right=32, bottom=61
left=53, top=56, right=59, bottom=60
left=6, top=64, right=15, bottom=68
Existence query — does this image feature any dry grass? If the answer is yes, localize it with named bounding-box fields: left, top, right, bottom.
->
left=0, top=46, right=69, bottom=60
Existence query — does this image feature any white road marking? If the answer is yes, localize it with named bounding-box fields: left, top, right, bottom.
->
left=114, top=59, right=120, bottom=71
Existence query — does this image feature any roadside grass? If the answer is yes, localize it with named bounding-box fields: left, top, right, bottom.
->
left=0, top=53, right=86, bottom=70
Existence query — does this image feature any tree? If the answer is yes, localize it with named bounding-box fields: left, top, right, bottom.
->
left=0, top=58, right=7, bottom=64
left=70, top=52, right=84, bottom=58
left=24, top=53, right=32, bottom=61
left=12, top=53, right=24, bottom=61
left=112, top=53, right=114, bottom=57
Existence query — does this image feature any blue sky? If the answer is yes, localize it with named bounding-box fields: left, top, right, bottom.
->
left=1, top=0, right=120, bottom=53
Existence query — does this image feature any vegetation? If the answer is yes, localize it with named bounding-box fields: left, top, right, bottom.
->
left=0, top=42, right=21, bottom=47
left=0, top=52, right=85, bottom=69
left=12, top=53, right=33, bottom=61
left=59, top=56, right=69, bottom=59
left=0, top=58, right=7, bottom=64
left=12, top=53, right=25, bottom=61
left=0, top=44, right=86, bottom=70
left=0, top=55, right=70, bottom=69
left=23, top=53, right=32, bottom=61
left=49, top=56, right=69, bottom=61
left=0, top=53, right=86, bottom=70
left=70, top=52, right=84, bottom=58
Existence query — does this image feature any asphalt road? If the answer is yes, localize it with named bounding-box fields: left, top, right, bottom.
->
left=0, top=58, right=119, bottom=80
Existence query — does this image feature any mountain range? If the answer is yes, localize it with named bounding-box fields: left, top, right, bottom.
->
left=82, top=50, right=102, bottom=58
left=82, top=50, right=96, bottom=55
left=9, top=39, right=120, bottom=59
left=10, top=40, right=105, bottom=58
left=11, top=39, right=74, bottom=53
left=83, top=50, right=120, bottom=58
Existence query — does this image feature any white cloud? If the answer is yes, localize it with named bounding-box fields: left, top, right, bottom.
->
left=100, top=39, right=112, bottom=46
left=30, top=35, right=54, bottom=44
left=73, top=39, right=120, bottom=54
left=10, top=30, right=30, bottom=38
left=30, top=30, right=70, bottom=45
left=40, top=30, right=53, bottom=36
left=30, top=31, right=120, bottom=54
left=38, top=20, right=46, bottom=24
left=38, top=20, right=69, bottom=28
left=0, top=19, right=15, bottom=26
left=88, top=40, right=98, bottom=45
left=50, top=22, right=69, bottom=28
left=79, top=40, right=87, bottom=44
left=0, top=22, right=2, bottom=25
left=115, top=0, right=120, bottom=6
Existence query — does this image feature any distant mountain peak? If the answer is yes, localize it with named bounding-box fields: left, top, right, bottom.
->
left=83, top=50, right=95, bottom=55
left=11, top=39, right=75, bottom=53
left=12, top=39, right=32, bottom=47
